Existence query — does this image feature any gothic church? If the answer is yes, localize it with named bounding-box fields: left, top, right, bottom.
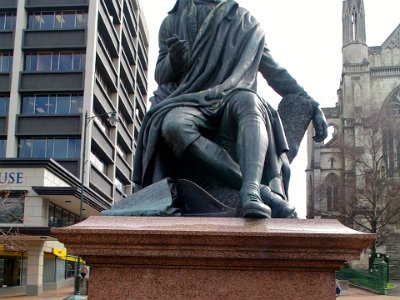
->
left=307, top=0, right=400, bottom=278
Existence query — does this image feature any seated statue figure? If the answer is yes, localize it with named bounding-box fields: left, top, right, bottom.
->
left=132, top=0, right=328, bottom=218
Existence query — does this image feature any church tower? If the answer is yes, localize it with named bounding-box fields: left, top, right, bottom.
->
left=343, top=0, right=366, bottom=46
left=342, top=0, right=368, bottom=64
left=307, top=0, right=400, bottom=280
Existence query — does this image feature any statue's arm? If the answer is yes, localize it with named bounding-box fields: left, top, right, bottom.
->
left=259, top=45, right=315, bottom=102
left=259, top=45, right=328, bottom=142
left=154, top=17, right=187, bottom=85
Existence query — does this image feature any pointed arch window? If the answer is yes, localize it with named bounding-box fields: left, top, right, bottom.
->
left=323, top=173, right=339, bottom=212
left=382, top=90, right=400, bottom=177
left=352, top=8, right=357, bottom=41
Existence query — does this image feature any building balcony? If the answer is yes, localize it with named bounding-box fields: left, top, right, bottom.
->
left=94, top=79, right=115, bottom=114
left=118, top=87, right=134, bottom=121
left=96, top=38, right=118, bottom=88
left=20, top=72, right=84, bottom=92
left=121, top=27, right=137, bottom=65
left=137, top=38, right=148, bottom=70
left=89, top=166, right=113, bottom=201
left=0, top=32, right=14, bottom=49
left=117, top=121, right=133, bottom=150
left=91, top=123, right=114, bottom=163
left=135, top=87, right=146, bottom=114
left=98, top=0, right=119, bottom=58
left=115, top=154, right=131, bottom=183
left=103, top=0, right=122, bottom=24
left=136, top=61, right=147, bottom=95
left=122, top=5, right=137, bottom=39
left=120, top=51, right=135, bottom=93
left=23, top=29, right=86, bottom=49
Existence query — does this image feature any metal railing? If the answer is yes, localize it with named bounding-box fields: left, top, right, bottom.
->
left=336, top=260, right=388, bottom=295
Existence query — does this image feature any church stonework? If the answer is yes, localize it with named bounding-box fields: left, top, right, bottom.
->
left=307, top=0, right=400, bottom=279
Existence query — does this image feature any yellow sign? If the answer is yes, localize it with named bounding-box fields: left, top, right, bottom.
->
left=52, top=247, right=67, bottom=257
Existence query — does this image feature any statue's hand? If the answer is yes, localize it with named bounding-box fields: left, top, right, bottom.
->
left=312, top=107, right=328, bottom=142
left=166, top=35, right=188, bottom=66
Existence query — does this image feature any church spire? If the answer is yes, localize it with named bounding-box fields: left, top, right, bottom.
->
left=342, top=0, right=366, bottom=46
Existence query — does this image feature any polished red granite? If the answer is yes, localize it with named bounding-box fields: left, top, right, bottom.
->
left=53, top=217, right=374, bottom=300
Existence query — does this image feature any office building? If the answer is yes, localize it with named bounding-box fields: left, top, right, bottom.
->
left=0, top=0, right=148, bottom=295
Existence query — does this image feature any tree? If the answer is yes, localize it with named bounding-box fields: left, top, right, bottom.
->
left=0, top=186, right=26, bottom=252
left=341, top=108, right=400, bottom=251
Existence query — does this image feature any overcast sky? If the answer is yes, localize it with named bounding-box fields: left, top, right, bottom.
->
left=141, top=0, right=400, bottom=218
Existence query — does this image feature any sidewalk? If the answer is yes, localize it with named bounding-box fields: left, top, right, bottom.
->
left=338, top=283, right=400, bottom=299
left=0, top=284, right=398, bottom=299
left=0, top=286, right=87, bottom=300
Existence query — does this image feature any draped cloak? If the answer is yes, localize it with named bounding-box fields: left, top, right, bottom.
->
left=132, top=0, right=318, bottom=197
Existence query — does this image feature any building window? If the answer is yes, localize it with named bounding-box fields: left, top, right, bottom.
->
left=25, top=52, right=85, bottom=72
left=92, top=110, right=110, bottom=134
left=0, top=140, right=5, bottom=158
left=18, top=137, right=81, bottom=159
left=27, top=11, right=87, bottom=30
left=0, top=13, right=16, bottom=31
left=382, top=90, right=400, bottom=177
left=21, top=94, right=83, bottom=114
left=0, top=95, right=9, bottom=116
left=0, top=191, right=25, bottom=224
left=116, top=143, right=127, bottom=160
left=95, top=68, right=113, bottom=96
left=0, top=53, right=12, bottom=73
left=115, top=177, right=124, bottom=192
left=48, top=202, right=79, bottom=227
left=323, top=173, right=339, bottom=212
left=0, top=255, right=27, bottom=287
left=90, top=152, right=107, bottom=174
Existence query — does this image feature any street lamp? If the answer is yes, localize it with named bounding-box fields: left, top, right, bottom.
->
left=65, top=110, right=118, bottom=300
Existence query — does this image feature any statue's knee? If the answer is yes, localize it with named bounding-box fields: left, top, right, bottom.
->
left=228, top=91, right=263, bottom=119
left=161, top=114, right=183, bottom=143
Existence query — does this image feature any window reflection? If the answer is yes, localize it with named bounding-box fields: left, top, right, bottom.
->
left=0, top=95, right=9, bottom=116
left=18, top=138, right=81, bottom=159
left=0, top=13, right=16, bottom=31
left=27, top=11, right=87, bottom=30
left=59, top=53, right=73, bottom=71
left=21, top=94, right=83, bottom=114
left=25, top=52, right=85, bottom=72
left=53, top=139, right=68, bottom=158
left=48, top=202, right=80, bottom=227
left=0, top=53, right=13, bottom=72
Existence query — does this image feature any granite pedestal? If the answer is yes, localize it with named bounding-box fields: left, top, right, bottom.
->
left=53, top=217, right=374, bottom=300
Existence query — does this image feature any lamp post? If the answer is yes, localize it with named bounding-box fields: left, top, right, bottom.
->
left=65, top=110, right=118, bottom=300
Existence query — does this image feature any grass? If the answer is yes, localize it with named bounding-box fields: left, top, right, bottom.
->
left=387, top=282, right=396, bottom=289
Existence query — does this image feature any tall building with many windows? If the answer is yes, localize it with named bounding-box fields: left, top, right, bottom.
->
left=0, top=0, right=148, bottom=295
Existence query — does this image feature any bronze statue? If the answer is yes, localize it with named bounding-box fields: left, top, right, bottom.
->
left=130, top=0, right=328, bottom=218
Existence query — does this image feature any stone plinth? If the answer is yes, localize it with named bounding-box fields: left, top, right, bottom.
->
left=53, top=217, right=374, bottom=300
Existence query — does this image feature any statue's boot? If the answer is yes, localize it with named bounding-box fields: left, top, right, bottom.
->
left=185, top=136, right=270, bottom=218
left=236, top=114, right=271, bottom=219
left=260, top=185, right=295, bottom=218
left=185, top=135, right=295, bottom=218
